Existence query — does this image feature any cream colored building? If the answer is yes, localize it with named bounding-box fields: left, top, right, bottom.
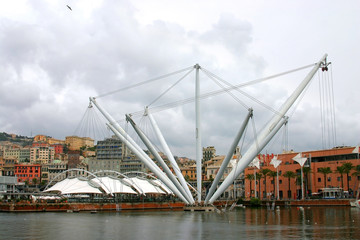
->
left=30, top=146, right=55, bottom=164
left=3, top=148, right=20, bottom=161
left=47, top=137, right=65, bottom=145
left=206, top=156, right=244, bottom=199
left=65, top=136, right=94, bottom=150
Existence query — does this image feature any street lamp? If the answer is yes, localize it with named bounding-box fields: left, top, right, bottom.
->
left=293, top=153, right=307, bottom=200
left=249, top=157, right=260, bottom=198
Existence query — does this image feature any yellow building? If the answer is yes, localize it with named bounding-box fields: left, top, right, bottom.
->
left=47, top=137, right=65, bottom=145
left=33, top=135, right=48, bottom=142
left=30, top=146, right=55, bottom=164
left=65, top=136, right=94, bottom=151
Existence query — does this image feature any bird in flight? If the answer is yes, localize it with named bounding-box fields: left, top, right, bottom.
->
left=67, top=5, right=72, bottom=11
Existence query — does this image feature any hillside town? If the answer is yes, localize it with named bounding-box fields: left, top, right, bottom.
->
left=0, top=132, right=359, bottom=202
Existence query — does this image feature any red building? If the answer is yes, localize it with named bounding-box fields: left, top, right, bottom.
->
left=51, top=143, right=64, bottom=154
left=14, top=164, right=41, bottom=183
left=244, top=146, right=360, bottom=200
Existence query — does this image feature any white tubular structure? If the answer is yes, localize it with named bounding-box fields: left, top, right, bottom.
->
left=208, top=54, right=328, bottom=203
left=195, top=64, right=202, bottom=203
left=204, top=108, right=253, bottom=203
left=90, top=97, right=153, bottom=163
left=89, top=97, right=189, bottom=204
left=125, top=114, right=192, bottom=203
left=146, top=109, right=195, bottom=204
left=106, top=123, right=189, bottom=204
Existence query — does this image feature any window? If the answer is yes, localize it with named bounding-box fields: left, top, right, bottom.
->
left=318, top=178, right=321, bottom=182
left=279, top=180, right=282, bottom=184
left=337, top=177, right=340, bottom=181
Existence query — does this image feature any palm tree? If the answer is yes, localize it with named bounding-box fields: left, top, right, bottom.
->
left=268, top=170, right=277, bottom=199
left=342, top=163, right=355, bottom=192
left=256, top=172, right=263, bottom=199
left=260, top=168, right=272, bottom=199
left=245, top=174, right=255, bottom=198
left=352, top=165, right=360, bottom=178
left=352, top=165, right=360, bottom=195
left=318, top=167, right=332, bottom=188
left=283, top=171, right=296, bottom=199
left=303, top=167, right=311, bottom=198
left=336, top=166, right=345, bottom=191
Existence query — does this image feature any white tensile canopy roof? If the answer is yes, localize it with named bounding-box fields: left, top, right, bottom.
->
left=43, top=176, right=173, bottom=196
left=91, top=176, right=137, bottom=195
left=122, top=177, right=167, bottom=195
left=44, top=178, right=103, bottom=194
left=151, top=179, right=173, bottom=195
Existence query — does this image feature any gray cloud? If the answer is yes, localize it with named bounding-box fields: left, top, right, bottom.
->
left=0, top=0, right=359, bottom=159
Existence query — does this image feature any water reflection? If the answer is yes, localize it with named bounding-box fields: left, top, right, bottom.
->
left=0, top=207, right=359, bottom=239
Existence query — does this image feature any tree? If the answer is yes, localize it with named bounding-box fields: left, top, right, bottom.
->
left=352, top=165, right=360, bottom=178
left=259, top=168, right=272, bottom=199
left=303, top=167, right=311, bottom=198
left=245, top=174, right=255, bottom=198
left=283, top=171, right=296, bottom=199
left=185, top=175, right=190, bottom=182
left=268, top=170, right=277, bottom=199
left=32, top=178, right=38, bottom=186
left=256, top=172, right=263, bottom=199
left=342, top=162, right=355, bottom=192
left=209, top=175, right=214, bottom=181
left=318, top=167, right=332, bottom=188
left=351, top=165, right=360, bottom=194
left=336, top=166, right=345, bottom=191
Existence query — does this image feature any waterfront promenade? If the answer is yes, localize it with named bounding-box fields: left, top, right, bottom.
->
left=0, top=198, right=355, bottom=212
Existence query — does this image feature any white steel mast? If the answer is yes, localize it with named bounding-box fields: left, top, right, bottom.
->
left=89, top=97, right=190, bottom=204
left=204, top=108, right=253, bottom=203
left=126, top=114, right=193, bottom=203
left=146, top=109, right=195, bottom=204
left=207, top=54, right=328, bottom=203
left=106, top=123, right=189, bottom=204
left=195, top=64, right=202, bottom=203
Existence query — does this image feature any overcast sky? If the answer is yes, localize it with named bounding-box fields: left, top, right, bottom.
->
left=1, top=0, right=359, bottom=158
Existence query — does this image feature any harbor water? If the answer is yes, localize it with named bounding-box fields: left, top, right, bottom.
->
left=1, top=207, right=359, bottom=239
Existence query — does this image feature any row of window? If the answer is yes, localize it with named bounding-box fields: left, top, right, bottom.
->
left=17, top=174, right=37, bottom=178
left=16, top=170, right=39, bottom=173
left=316, top=176, right=360, bottom=182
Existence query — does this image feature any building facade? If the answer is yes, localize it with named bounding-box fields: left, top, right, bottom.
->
left=244, top=147, right=360, bottom=200
left=65, top=136, right=94, bottom=151
left=14, top=164, right=41, bottom=183
left=88, top=136, right=123, bottom=172
left=30, top=146, right=55, bottom=164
